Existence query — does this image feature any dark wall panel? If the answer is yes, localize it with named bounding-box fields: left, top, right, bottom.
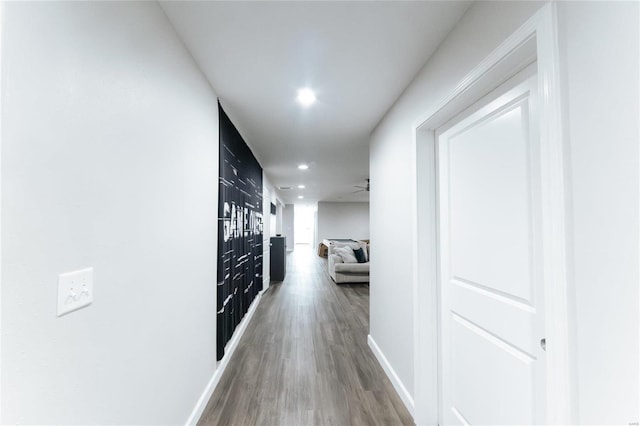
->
left=217, top=103, right=263, bottom=361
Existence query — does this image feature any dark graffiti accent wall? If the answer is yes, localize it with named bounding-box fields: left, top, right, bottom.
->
left=217, top=103, right=263, bottom=361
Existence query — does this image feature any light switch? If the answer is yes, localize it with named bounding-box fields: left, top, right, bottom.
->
left=57, top=267, right=93, bottom=317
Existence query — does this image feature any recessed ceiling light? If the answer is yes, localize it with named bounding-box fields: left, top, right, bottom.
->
left=298, top=164, right=309, bottom=170
left=296, top=88, right=316, bottom=107
left=298, top=185, right=305, bottom=189
left=298, top=195, right=304, bottom=199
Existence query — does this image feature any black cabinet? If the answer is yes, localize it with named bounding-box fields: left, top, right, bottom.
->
left=270, top=236, right=286, bottom=281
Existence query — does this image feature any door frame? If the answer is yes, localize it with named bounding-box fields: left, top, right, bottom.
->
left=411, top=3, right=574, bottom=425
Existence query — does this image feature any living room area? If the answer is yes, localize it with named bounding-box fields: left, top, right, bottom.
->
left=284, top=201, right=371, bottom=284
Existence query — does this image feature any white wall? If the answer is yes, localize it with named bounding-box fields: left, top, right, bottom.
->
left=1, top=2, right=219, bottom=424
left=263, top=176, right=283, bottom=289
left=263, top=179, right=272, bottom=289
left=276, top=201, right=284, bottom=235
left=282, top=204, right=295, bottom=252
left=313, top=210, right=319, bottom=249
left=370, top=0, right=639, bottom=423
left=317, top=202, right=369, bottom=245
left=557, top=2, right=639, bottom=423
left=369, top=0, right=544, bottom=402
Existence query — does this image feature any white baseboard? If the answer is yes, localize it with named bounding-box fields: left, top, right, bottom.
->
left=185, top=291, right=264, bottom=425
left=367, top=334, right=415, bottom=418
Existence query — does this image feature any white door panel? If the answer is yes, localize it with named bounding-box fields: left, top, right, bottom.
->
left=448, top=101, right=532, bottom=302
left=438, top=71, right=544, bottom=425
left=451, top=313, right=535, bottom=425
left=450, top=281, right=537, bottom=356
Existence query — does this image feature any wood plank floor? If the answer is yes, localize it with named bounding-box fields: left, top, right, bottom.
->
left=198, top=246, right=414, bottom=426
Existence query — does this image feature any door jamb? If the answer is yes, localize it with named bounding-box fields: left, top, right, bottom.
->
left=411, top=4, right=573, bottom=425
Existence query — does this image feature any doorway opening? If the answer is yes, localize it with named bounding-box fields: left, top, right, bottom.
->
left=294, top=204, right=317, bottom=249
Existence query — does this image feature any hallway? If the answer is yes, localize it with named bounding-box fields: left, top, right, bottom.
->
left=198, top=248, right=413, bottom=425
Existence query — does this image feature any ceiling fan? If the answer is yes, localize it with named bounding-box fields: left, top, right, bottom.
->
left=353, top=178, right=370, bottom=193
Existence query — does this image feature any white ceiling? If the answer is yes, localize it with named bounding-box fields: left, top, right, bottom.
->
left=161, top=1, right=471, bottom=204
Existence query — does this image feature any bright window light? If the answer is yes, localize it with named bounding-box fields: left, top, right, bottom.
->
left=298, top=164, right=309, bottom=170
left=298, top=195, right=304, bottom=199
left=296, top=88, right=316, bottom=107
left=298, top=185, right=306, bottom=189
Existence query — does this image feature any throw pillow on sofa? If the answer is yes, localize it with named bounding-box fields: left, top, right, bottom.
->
left=353, top=247, right=367, bottom=263
left=350, top=242, right=368, bottom=262
left=335, top=246, right=358, bottom=263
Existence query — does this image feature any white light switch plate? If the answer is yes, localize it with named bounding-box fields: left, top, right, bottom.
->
left=57, top=267, right=93, bottom=317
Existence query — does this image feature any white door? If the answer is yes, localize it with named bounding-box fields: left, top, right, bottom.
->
left=437, top=70, right=545, bottom=425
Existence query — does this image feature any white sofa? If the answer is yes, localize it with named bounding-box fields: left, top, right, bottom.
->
left=327, top=241, right=370, bottom=284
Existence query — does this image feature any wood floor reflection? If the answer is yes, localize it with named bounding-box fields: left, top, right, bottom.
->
left=198, top=246, right=414, bottom=426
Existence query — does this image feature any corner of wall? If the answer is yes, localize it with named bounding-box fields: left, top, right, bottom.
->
left=367, top=335, right=415, bottom=418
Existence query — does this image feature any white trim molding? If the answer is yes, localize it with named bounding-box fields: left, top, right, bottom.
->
left=0, top=2, right=4, bottom=421
left=367, top=335, right=415, bottom=418
left=185, top=291, right=264, bottom=426
left=535, top=6, right=574, bottom=424
left=412, top=3, right=573, bottom=425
